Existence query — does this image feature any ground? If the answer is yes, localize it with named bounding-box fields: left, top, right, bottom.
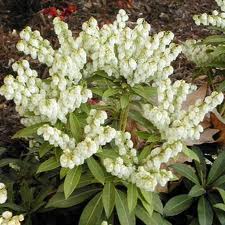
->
left=0, top=0, right=217, bottom=146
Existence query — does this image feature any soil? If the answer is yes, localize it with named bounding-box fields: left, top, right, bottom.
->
left=0, top=0, right=218, bottom=146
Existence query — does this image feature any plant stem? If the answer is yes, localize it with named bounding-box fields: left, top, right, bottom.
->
left=119, top=104, right=130, bottom=132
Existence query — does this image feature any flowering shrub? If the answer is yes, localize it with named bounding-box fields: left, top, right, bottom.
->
left=0, top=9, right=224, bottom=225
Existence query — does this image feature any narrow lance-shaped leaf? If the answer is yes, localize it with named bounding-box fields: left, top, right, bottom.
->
left=12, top=122, right=46, bottom=139
left=79, top=192, right=103, bottom=225
left=37, top=157, right=60, bottom=173
left=86, top=157, right=105, bottom=184
left=102, top=182, right=115, bottom=218
left=216, top=188, right=225, bottom=203
left=207, top=151, right=225, bottom=184
left=69, top=112, right=82, bottom=142
left=127, top=183, right=138, bottom=213
left=64, top=166, right=82, bottom=199
left=214, top=203, right=225, bottom=212
left=46, top=187, right=101, bottom=208
left=115, top=189, right=135, bottom=225
left=198, top=196, right=213, bottom=225
left=189, top=185, right=206, bottom=198
left=163, top=194, right=193, bottom=216
left=170, top=163, right=200, bottom=185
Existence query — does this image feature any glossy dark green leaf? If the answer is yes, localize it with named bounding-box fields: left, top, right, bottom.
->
left=12, top=122, right=46, bottom=138
left=131, top=85, right=156, bottom=103
left=115, top=190, right=135, bottom=225
left=136, top=205, right=164, bottom=225
left=170, top=163, right=200, bottom=185
left=37, top=157, right=60, bottom=173
left=127, top=183, right=138, bottom=213
left=120, top=94, right=130, bottom=109
left=60, top=168, right=68, bottom=180
left=103, top=88, right=119, bottom=98
left=39, top=142, right=53, bottom=158
left=193, top=147, right=207, bottom=185
left=216, top=188, right=225, bottom=203
left=46, top=187, right=101, bottom=208
left=183, top=147, right=200, bottom=162
left=198, top=196, right=213, bottom=225
left=86, top=157, right=105, bottom=184
left=213, top=175, right=225, bottom=188
left=189, top=185, right=206, bottom=198
left=164, top=194, right=193, bottom=216
left=207, top=151, right=225, bottom=184
left=0, top=203, right=26, bottom=212
left=214, top=203, right=225, bottom=211
left=64, top=166, right=82, bottom=199
left=79, top=192, right=103, bottom=225
left=102, top=182, right=115, bottom=218
left=152, top=193, right=163, bottom=214
left=69, top=113, right=82, bottom=142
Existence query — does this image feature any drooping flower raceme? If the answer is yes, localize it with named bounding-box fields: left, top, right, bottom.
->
left=0, top=10, right=224, bottom=192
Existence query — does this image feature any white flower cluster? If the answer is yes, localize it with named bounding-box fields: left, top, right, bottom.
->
left=182, top=40, right=216, bottom=66
left=37, top=110, right=116, bottom=169
left=37, top=125, right=76, bottom=149
left=0, top=183, right=7, bottom=204
left=103, top=131, right=137, bottom=179
left=17, top=27, right=55, bottom=66
left=0, top=59, right=92, bottom=125
left=55, top=9, right=182, bottom=86
left=0, top=211, right=24, bottom=225
left=131, top=167, right=174, bottom=191
left=144, top=80, right=223, bottom=142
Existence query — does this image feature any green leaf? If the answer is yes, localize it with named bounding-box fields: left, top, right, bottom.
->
left=132, top=85, right=156, bottom=103
left=39, top=142, right=53, bottom=158
left=213, top=175, right=225, bottom=188
left=163, top=194, right=193, bottom=216
left=203, top=35, right=225, bottom=45
left=170, top=163, right=200, bottom=185
left=86, top=157, right=105, bottom=184
left=103, top=88, right=119, bottom=98
left=214, top=203, right=225, bottom=211
left=115, top=190, right=135, bottom=225
left=96, top=148, right=119, bottom=160
left=79, top=192, right=103, bottom=225
left=0, top=203, right=26, bottom=212
left=189, top=185, right=206, bottom=198
left=127, top=183, right=138, bottom=213
left=37, top=157, right=60, bottom=173
left=64, top=166, right=82, bottom=199
left=12, top=122, right=46, bottom=138
left=129, top=110, right=154, bottom=131
left=102, top=182, right=115, bottom=218
left=46, top=187, right=101, bottom=208
left=147, top=134, right=161, bottom=143
left=140, top=190, right=153, bottom=205
left=120, top=94, right=130, bottom=109
left=198, top=196, right=213, bottom=225
left=193, top=147, right=206, bottom=185
left=216, top=188, right=225, bottom=203
left=138, top=145, right=152, bottom=162
left=136, top=205, right=164, bottom=225
left=69, top=113, right=82, bottom=142
left=207, top=151, right=225, bottom=184
left=77, top=172, right=99, bottom=188
left=183, top=147, right=200, bottom=162
left=152, top=193, right=163, bottom=214
left=0, top=158, right=21, bottom=168
left=60, top=168, right=68, bottom=179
